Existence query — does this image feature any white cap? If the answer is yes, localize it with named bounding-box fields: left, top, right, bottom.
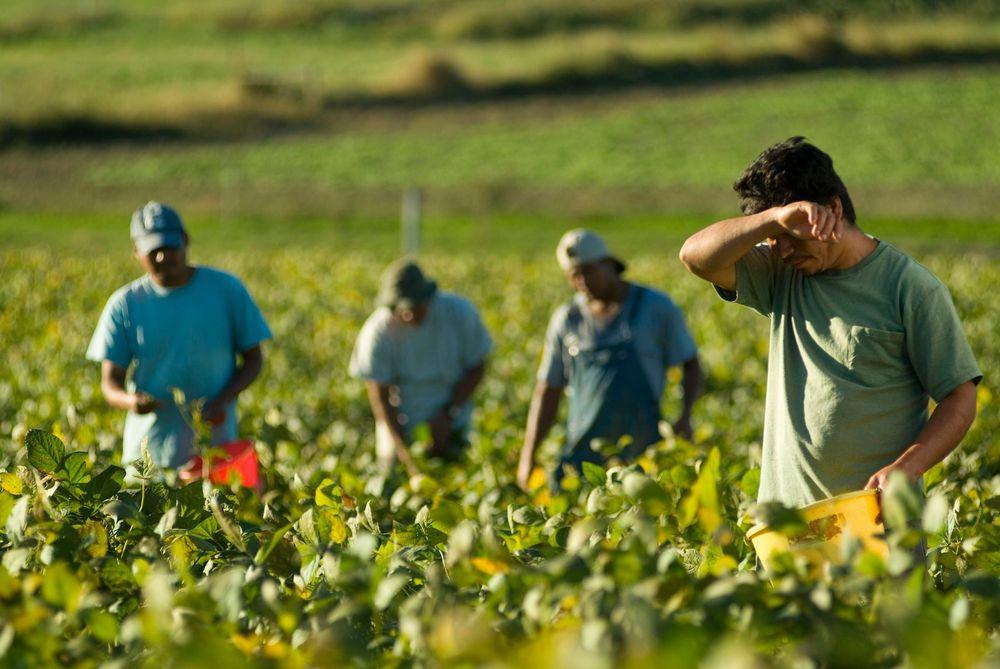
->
left=556, top=229, right=625, bottom=272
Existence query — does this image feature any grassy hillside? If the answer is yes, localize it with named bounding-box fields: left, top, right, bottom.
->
left=2, top=66, right=998, bottom=222
left=1, top=1, right=998, bottom=223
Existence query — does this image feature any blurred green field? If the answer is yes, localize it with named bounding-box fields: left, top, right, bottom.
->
left=2, top=1, right=1000, bottom=223
left=3, top=66, right=1000, bottom=222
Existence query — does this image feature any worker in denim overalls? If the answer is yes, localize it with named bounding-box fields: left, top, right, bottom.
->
left=518, top=230, right=703, bottom=491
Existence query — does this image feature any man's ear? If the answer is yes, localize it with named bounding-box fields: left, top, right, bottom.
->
left=830, top=196, right=844, bottom=221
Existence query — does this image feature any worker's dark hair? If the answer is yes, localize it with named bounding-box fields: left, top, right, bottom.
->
left=733, top=137, right=856, bottom=224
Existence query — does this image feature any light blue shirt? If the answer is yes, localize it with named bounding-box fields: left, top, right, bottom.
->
left=87, top=267, right=272, bottom=469
left=538, top=283, right=697, bottom=398
left=349, top=292, right=493, bottom=439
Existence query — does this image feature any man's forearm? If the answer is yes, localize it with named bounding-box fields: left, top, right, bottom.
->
left=212, top=347, right=263, bottom=405
left=679, top=210, right=779, bottom=278
left=443, top=361, right=486, bottom=413
left=519, top=385, right=563, bottom=475
left=101, top=377, right=135, bottom=411
left=364, top=382, right=415, bottom=467
left=894, top=382, right=978, bottom=478
left=100, top=361, right=142, bottom=412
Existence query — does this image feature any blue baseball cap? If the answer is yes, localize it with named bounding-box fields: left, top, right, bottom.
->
left=130, top=201, right=186, bottom=255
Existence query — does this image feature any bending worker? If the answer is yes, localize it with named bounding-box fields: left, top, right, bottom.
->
left=679, top=137, right=981, bottom=508
left=518, top=230, right=703, bottom=489
left=87, top=202, right=272, bottom=480
left=350, top=259, right=493, bottom=477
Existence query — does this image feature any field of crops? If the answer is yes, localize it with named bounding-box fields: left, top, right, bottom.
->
left=1, top=238, right=998, bottom=667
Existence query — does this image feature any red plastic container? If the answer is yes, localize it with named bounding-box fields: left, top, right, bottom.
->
left=179, top=440, right=263, bottom=492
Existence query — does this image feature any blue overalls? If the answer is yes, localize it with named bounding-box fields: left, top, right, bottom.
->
left=555, top=286, right=662, bottom=485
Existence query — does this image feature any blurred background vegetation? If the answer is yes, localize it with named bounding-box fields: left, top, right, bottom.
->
left=1, top=0, right=998, bottom=245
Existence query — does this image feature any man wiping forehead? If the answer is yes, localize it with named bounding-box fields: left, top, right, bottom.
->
left=680, top=137, right=981, bottom=508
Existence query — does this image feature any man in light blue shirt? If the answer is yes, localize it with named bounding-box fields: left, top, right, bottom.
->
left=349, top=260, right=493, bottom=476
left=87, top=202, right=272, bottom=477
left=518, top=230, right=703, bottom=489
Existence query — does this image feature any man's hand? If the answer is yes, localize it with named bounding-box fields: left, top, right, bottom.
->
left=773, top=201, right=843, bottom=243
left=864, top=462, right=917, bottom=492
left=428, top=411, right=453, bottom=457
left=202, top=397, right=228, bottom=426
left=671, top=416, right=693, bottom=441
left=130, top=392, right=161, bottom=415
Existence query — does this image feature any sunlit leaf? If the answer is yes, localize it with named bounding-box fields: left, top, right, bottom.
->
left=25, top=429, right=65, bottom=473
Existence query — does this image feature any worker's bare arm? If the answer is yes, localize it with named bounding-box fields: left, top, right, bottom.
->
left=517, top=382, right=565, bottom=490
left=99, top=360, right=160, bottom=414
left=365, top=380, right=419, bottom=477
left=865, top=380, right=978, bottom=490
left=679, top=202, right=842, bottom=291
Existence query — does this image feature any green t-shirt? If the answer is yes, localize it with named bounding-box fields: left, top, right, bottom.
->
left=718, top=240, right=982, bottom=507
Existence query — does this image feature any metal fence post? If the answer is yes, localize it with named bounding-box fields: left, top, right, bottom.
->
left=401, top=187, right=423, bottom=255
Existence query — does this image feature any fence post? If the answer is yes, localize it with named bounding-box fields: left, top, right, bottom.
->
left=401, top=187, right=423, bottom=255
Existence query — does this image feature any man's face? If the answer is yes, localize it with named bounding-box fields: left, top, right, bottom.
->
left=766, top=234, right=836, bottom=276
left=136, top=243, right=188, bottom=286
left=565, top=259, right=619, bottom=300
left=394, top=301, right=430, bottom=327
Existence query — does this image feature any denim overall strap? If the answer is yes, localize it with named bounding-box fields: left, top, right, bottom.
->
left=559, top=286, right=662, bottom=476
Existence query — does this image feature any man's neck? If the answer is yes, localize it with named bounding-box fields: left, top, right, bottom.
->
left=587, top=280, right=630, bottom=317
left=150, top=265, right=196, bottom=288
left=830, top=226, right=878, bottom=271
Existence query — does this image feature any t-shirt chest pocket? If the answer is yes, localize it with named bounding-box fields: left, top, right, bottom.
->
left=847, top=325, right=907, bottom=386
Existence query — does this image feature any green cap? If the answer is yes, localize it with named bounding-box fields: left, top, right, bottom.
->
left=377, top=259, right=437, bottom=310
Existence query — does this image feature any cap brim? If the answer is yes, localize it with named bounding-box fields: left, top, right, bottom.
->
left=559, top=256, right=627, bottom=273
left=379, top=281, right=438, bottom=310
left=134, top=231, right=183, bottom=256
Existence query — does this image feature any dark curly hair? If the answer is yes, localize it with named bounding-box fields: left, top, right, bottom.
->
left=733, top=137, right=856, bottom=224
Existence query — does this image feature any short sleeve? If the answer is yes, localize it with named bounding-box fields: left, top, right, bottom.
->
left=227, top=278, right=272, bottom=351
left=86, top=292, right=133, bottom=368
left=458, top=301, right=493, bottom=368
left=716, top=244, right=778, bottom=317
left=658, top=297, right=698, bottom=367
left=904, top=285, right=982, bottom=402
left=537, top=307, right=569, bottom=388
left=349, top=315, right=394, bottom=385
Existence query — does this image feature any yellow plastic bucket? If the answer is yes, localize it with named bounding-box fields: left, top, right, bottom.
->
left=747, top=489, right=888, bottom=571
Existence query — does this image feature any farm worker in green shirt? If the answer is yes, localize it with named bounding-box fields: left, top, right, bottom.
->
left=679, top=137, right=982, bottom=508
left=87, top=202, right=272, bottom=480
left=517, top=230, right=703, bottom=490
left=349, top=259, right=493, bottom=477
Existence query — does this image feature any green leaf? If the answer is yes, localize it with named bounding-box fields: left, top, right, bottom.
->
left=314, top=478, right=342, bottom=508
left=173, top=480, right=206, bottom=510
left=0, top=492, right=14, bottom=527
left=255, top=524, right=293, bottom=564
left=25, top=429, right=65, bottom=473
left=581, top=462, right=605, bottom=488
left=680, top=447, right=723, bottom=534
left=84, top=609, right=119, bottom=643
left=42, top=562, right=81, bottom=613
left=298, top=509, right=318, bottom=545
left=87, top=466, right=125, bottom=502
left=0, top=472, right=23, bottom=496
left=882, top=470, right=922, bottom=532
left=100, top=558, right=136, bottom=592
left=4, top=495, right=29, bottom=543
left=750, top=502, right=808, bottom=537
left=374, top=574, right=409, bottom=610
left=58, top=451, right=91, bottom=485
